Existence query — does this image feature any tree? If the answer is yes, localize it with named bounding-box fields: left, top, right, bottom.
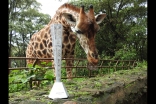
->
left=69, top=0, right=147, bottom=61
left=9, top=0, right=51, bottom=67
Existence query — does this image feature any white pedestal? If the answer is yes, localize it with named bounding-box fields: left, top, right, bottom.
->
left=48, top=82, right=69, bottom=99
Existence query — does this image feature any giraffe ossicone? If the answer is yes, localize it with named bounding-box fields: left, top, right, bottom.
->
left=26, top=3, right=106, bottom=79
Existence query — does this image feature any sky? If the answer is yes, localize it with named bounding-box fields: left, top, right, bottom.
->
left=37, top=0, right=69, bottom=17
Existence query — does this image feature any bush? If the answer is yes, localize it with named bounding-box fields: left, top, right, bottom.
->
left=113, top=45, right=137, bottom=60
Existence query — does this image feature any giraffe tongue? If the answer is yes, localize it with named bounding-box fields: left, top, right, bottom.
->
left=87, top=62, right=98, bottom=70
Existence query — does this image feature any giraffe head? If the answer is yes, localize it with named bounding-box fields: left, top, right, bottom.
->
left=62, top=4, right=106, bottom=69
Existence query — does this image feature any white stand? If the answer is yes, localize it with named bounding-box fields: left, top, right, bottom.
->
left=48, top=82, right=69, bottom=99
left=48, top=24, right=69, bottom=99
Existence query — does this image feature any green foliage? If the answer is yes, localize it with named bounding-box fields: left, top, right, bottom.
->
left=44, top=70, right=54, bottom=81
left=9, top=61, right=54, bottom=93
left=135, top=60, right=147, bottom=69
left=74, top=40, right=86, bottom=58
left=61, top=60, right=67, bottom=77
left=9, top=70, right=33, bottom=92
left=69, top=0, right=147, bottom=61
left=113, top=45, right=137, bottom=60
left=8, top=0, right=51, bottom=67
left=9, top=59, right=147, bottom=93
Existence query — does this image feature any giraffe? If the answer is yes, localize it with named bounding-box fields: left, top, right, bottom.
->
left=26, top=3, right=106, bottom=80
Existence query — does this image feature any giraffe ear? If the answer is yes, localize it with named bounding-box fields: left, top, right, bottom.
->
left=62, top=13, right=76, bottom=25
left=95, top=13, right=106, bottom=24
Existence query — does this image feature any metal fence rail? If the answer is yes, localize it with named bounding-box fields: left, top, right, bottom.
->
left=9, top=57, right=137, bottom=75
left=9, top=57, right=137, bottom=88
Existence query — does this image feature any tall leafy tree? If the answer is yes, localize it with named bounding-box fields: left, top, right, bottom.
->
left=69, top=0, right=147, bottom=61
left=9, top=0, right=51, bottom=67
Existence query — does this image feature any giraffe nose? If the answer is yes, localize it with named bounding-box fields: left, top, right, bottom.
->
left=87, top=51, right=99, bottom=65
left=90, top=52, right=98, bottom=59
left=87, top=53, right=98, bottom=65
left=91, top=53, right=98, bottom=59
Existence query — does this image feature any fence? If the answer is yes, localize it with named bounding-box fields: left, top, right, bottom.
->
left=9, top=57, right=137, bottom=89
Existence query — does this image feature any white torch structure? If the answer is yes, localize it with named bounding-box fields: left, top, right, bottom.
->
left=48, top=24, right=69, bottom=99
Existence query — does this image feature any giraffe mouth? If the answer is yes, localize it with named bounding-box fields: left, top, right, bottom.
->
left=87, top=55, right=99, bottom=70
left=87, top=62, right=98, bottom=70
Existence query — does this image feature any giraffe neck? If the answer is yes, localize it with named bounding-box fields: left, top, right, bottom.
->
left=35, top=3, right=80, bottom=59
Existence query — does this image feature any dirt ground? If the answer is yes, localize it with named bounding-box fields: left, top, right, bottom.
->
left=9, top=68, right=147, bottom=104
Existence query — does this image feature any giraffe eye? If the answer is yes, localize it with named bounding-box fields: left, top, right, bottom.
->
left=75, top=30, right=83, bottom=34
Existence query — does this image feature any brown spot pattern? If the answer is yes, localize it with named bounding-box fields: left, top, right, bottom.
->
left=44, top=33, right=48, bottom=39
left=42, top=39, right=47, bottom=47
left=38, top=50, right=42, bottom=56
left=42, top=49, right=47, bottom=55
left=40, top=43, right=44, bottom=50
left=37, top=37, right=41, bottom=42
left=35, top=43, right=38, bottom=49
left=63, top=35, right=68, bottom=44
